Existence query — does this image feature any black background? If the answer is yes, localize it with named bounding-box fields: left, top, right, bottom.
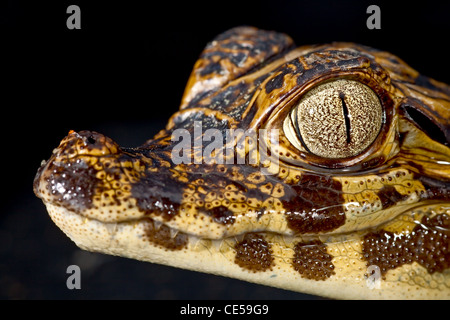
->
left=1, top=0, right=449, bottom=300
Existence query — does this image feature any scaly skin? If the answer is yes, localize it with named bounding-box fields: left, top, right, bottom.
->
left=34, top=27, right=450, bottom=299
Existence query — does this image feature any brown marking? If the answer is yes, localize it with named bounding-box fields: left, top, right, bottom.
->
left=417, top=175, right=450, bottom=202
left=282, top=174, right=346, bottom=234
left=265, top=68, right=292, bottom=93
left=377, top=185, right=410, bottom=209
left=40, top=159, right=98, bottom=213
left=181, top=26, right=294, bottom=109
left=143, top=218, right=188, bottom=251
left=206, top=205, right=236, bottom=225
left=292, top=240, right=335, bottom=280
left=33, top=131, right=122, bottom=212
left=132, top=165, right=186, bottom=221
left=234, top=233, right=274, bottom=272
left=139, top=198, right=181, bottom=221
left=362, top=213, right=450, bottom=276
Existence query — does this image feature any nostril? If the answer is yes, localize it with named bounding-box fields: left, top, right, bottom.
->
left=75, top=130, right=119, bottom=155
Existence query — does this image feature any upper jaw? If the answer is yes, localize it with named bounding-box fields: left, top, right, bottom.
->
left=33, top=130, right=122, bottom=215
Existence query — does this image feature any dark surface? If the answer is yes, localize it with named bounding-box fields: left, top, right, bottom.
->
left=2, top=0, right=450, bottom=300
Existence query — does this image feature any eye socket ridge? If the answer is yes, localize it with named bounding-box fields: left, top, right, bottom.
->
left=283, top=79, right=384, bottom=159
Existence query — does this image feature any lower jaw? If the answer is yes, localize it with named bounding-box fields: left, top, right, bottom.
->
left=43, top=202, right=450, bottom=299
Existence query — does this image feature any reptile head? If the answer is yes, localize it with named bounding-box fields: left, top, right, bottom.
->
left=34, top=27, right=450, bottom=299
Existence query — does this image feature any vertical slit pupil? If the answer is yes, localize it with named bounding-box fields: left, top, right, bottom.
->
left=339, top=92, right=351, bottom=144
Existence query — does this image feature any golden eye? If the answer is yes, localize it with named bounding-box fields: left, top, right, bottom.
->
left=283, top=79, right=383, bottom=159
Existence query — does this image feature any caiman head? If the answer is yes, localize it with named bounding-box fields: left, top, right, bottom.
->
left=34, top=27, right=450, bottom=299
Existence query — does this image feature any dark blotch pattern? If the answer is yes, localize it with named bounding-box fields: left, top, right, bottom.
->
left=132, top=167, right=186, bottom=221
left=377, top=185, right=409, bottom=209
left=292, top=240, right=335, bottom=280
left=362, top=213, right=450, bottom=276
left=234, top=233, right=274, bottom=272
left=282, top=174, right=346, bottom=233
left=207, top=205, right=236, bottom=225
left=42, top=160, right=98, bottom=213
left=182, top=26, right=293, bottom=109
left=264, top=59, right=304, bottom=94
left=143, top=218, right=188, bottom=251
left=265, top=69, right=290, bottom=93
left=418, top=175, right=450, bottom=202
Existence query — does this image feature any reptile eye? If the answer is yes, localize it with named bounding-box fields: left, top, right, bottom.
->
left=283, top=79, right=383, bottom=159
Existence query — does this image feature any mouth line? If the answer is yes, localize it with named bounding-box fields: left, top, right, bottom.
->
left=45, top=200, right=450, bottom=244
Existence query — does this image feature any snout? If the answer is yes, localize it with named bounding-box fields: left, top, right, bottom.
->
left=33, top=130, right=121, bottom=214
